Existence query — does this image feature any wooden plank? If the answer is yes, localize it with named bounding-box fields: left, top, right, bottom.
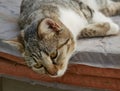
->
left=0, top=52, right=120, bottom=90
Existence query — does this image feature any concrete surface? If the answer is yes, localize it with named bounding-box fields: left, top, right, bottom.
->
left=0, top=77, right=109, bottom=91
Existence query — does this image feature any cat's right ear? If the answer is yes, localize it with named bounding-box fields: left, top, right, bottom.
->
left=2, top=30, right=25, bottom=53
left=38, top=18, right=62, bottom=37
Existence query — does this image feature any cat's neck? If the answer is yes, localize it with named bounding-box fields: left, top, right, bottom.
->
left=58, top=7, right=88, bottom=39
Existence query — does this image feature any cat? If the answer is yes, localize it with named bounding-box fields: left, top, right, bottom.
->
left=4, top=0, right=120, bottom=77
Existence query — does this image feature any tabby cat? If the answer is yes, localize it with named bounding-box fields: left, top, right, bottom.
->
left=5, top=0, right=120, bottom=77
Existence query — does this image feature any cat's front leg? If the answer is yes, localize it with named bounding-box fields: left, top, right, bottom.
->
left=100, top=2, right=120, bottom=16
left=77, top=22, right=119, bottom=38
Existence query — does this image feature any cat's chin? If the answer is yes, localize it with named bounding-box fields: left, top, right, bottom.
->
left=48, top=71, right=65, bottom=78
left=48, top=66, right=67, bottom=77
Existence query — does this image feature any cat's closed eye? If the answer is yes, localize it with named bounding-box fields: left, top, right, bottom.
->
left=50, top=50, right=58, bottom=59
left=32, top=53, right=43, bottom=68
left=33, top=63, right=43, bottom=68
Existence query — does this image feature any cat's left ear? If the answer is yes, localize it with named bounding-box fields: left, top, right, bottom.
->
left=38, top=18, right=62, bottom=36
left=3, top=30, right=25, bottom=53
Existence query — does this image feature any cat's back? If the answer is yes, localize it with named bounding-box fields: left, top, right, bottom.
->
left=19, top=0, right=81, bottom=29
left=20, top=0, right=74, bottom=14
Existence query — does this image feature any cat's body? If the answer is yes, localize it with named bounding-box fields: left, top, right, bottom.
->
left=5, top=0, right=120, bottom=77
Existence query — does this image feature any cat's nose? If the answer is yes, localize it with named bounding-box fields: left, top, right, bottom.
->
left=49, top=71, right=57, bottom=76
left=45, top=67, right=58, bottom=76
left=47, top=69, right=58, bottom=76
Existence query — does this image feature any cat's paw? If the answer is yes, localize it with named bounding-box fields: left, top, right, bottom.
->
left=106, top=23, right=119, bottom=35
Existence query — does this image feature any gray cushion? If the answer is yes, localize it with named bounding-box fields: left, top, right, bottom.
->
left=0, top=0, right=120, bottom=68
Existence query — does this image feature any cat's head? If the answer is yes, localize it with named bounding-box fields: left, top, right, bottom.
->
left=4, top=18, right=75, bottom=77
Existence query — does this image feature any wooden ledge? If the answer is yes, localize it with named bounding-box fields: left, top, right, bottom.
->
left=0, top=52, right=120, bottom=90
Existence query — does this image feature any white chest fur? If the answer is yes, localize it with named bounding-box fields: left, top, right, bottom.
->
left=59, top=7, right=88, bottom=38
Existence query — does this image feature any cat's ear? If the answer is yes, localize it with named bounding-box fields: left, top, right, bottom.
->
left=3, top=30, right=25, bottom=53
left=38, top=18, right=62, bottom=36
